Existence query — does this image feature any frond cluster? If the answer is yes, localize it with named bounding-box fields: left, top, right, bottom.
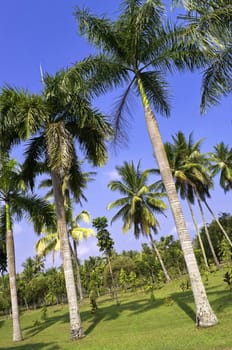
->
left=107, top=161, right=167, bottom=239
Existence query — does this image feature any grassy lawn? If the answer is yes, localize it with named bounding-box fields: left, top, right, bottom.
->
left=1, top=269, right=232, bottom=350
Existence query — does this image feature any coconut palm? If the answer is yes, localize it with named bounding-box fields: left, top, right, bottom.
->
left=210, top=142, right=232, bottom=193
left=0, top=68, right=112, bottom=339
left=38, top=167, right=96, bottom=301
left=0, top=156, right=54, bottom=342
left=172, top=0, right=232, bottom=113
left=74, top=0, right=217, bottom=326
left=164, top=132, right=221, bottom=269
left=36, top=209, right=95, bottom=301
left=107, top=161, right=171, bottom=282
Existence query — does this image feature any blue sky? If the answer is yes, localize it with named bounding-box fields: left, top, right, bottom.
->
left=1, top=1, right=231, bottom=271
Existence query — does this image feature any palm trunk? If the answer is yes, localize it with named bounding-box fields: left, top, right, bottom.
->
left=73, top=239, right=83, bottom=301
left=5, top=203, right=22, bottom=342
left=149, top=235, right=171, bottom=282
left=197, top=198, right=221, bottom=269
left=51, top=171, right=84, bottom=340
left=187, top=199, right=209, bottom=270
left=137, top=78, right=217, bottom=326
left=108, top=256, right=120, bottom=305
left=203, top=199, right=232, bottom=247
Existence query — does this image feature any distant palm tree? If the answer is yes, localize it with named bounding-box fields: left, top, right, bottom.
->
left=0, top=68, right=112, bottom=340
left=210, top=142, right=232, bottom=193
left=38, top=168, right=96, bottom=301
left=107, top=161, right=171, bottom=282
left=0, top=156, right=54, bottom=342
left=164, top=132, right=221, bottom=269
left=74, top=0, right=217, bottom=326
left=36, top=209, right=95, bottom=300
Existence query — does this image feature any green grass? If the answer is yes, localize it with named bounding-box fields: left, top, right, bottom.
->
left=1, top=270, right=232, bottom=350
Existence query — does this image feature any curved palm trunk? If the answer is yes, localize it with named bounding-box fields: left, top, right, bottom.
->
left=149, top=235, right=171, bottom=282
left=5, top=203, right=22, bottom=342
left=197, top=198, right=221, bottom=269
left=137, top=78, right=217, bottom=326
left=187, top=199, right=209, bottom=270
left=72, top=239, right=84, bottom=301
left=203, top=199, right=232, bottom=247
left=51, top=171, right=84, bottom=340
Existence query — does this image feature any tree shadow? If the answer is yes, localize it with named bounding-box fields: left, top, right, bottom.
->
left=83, top=297, right=163, bottom=335
left=23, top=312, right=69, bottom=339
left=171, top=290, right=196, bottom=322
left=207, top=289, right=232, bottom=313
left=0, top=319, right=5, bottom=328
left=5, top=343, right=60, bottom=350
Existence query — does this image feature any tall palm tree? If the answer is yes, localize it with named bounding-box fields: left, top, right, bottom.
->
left=0, top=156, right=54, bottom=342
left=74, top=0, right=217, bottom=326
left=0, top=69, right=112, bottom=339
left=172, top=0, right=232, bottom=113
left=107, top=161, right=171, bottom=282
left=164, top=132, right=221, bottom=269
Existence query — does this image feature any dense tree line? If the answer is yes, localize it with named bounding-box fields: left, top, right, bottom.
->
left=1, top=210, right=232, bottom=316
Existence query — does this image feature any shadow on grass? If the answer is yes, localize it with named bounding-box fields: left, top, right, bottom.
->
left=171, top=286, right=232, bottom=322
left=6, top=343, right=60, bottom=350
left=208, top=289, right=232, bottom=313
left=171, top=290, right=196, bottom=322
left=83, top=297, right=163, bottom=335
left=0, top=319, right=5, bottom=328
left=23, top=311, right=69, bottom=339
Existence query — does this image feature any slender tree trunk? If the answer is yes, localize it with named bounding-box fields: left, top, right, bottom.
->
left=149, top=235, right=171, bottom=282
left=108, top=256, right=120, bottom=305
left=203, top=200, right=232, bottom=247
left=197, top=198, right=221, bottom=269
left=5, top=203, right=22, bottom=342
left=137, top=80, right=218, bottom=326
left=72, top=239, right=83, bottom=301
left=187, top=199, right=209, bottom=270
left=51, top=171, right=84, bottom=340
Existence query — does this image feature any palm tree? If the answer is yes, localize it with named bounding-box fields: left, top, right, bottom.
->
left=164, top=135, right=209, bottom=270
left=172, top=0, right=232, bottom=113
left=36, top=209, right=95, bottom=301
left=107, top=161, right=171, bottom=282
left=210, top=142, right=232, bottom=193
left=0, top=69, right=112, bottom=339
left=38, top=169, right=96, bottom=301
left=164, top=132, right=221, bottom=269
left=74, top=0, right=217, bottom=326
left=0, top=156, right=54, bottom=342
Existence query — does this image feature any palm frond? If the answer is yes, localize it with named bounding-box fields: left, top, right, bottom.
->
left=138, top=71, right=170, bottom=116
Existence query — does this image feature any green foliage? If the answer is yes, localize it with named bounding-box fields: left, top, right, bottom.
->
left=108, top=161, right=166, bottom=238
left=197, top=213, right=232, bottom=262
left=40, top=305, right=48, bottom=320
left=93, top=217, right=115, bottom=257
left=1, top=269, right=232, bottom=349
left=119, top=268, right=128, bottom=292
left=144, top=280, right=156, bottom=302
left=164, top=296, right=174, bottom=306
left=179, top=279, right=190, bottom=292
left=224, top=270, right=232, bottom=291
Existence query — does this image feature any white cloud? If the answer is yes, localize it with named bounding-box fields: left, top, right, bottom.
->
left=78, top=237, right=100, bottom=262
left=104, top=170, right=120, bottom=181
